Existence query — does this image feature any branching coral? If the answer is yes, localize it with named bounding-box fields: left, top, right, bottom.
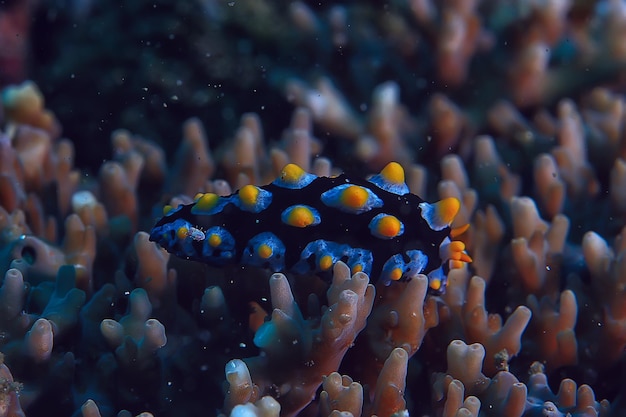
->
left=2, top=1, right=626, bottom=415
left=223, top=262, right=374, bottom=417
left=349, top=274, right=435, bottom=391
left=525, top=290, right=578, bottom=371
left=0, top=82, right=620, bottom=416
left=525, top=362, right=610, bottom=417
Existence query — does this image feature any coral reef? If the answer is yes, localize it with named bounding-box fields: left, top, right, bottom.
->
left=1, top=0, right=626, bottom=416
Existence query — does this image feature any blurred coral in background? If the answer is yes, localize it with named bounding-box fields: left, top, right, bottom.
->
left=0, top=0, right=35, bottom=86
left=1, top=0, right=626, bottom=416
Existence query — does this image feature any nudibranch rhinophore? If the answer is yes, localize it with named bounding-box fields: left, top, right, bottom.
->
left=149, top=162, right=471, bottom=294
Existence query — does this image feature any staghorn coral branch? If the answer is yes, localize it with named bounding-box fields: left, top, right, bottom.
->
left=369, top=348, right=409, bottom=417
left=225, top=262, right=374, bottom=416
left=462, top=276, right=531, bottom=375
left=319, top=372, right=363, bottom=417
left=525, top=290, right=578, bottom=370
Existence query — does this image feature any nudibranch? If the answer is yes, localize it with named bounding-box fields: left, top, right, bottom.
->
left=149, top=162, right=471, bottom=294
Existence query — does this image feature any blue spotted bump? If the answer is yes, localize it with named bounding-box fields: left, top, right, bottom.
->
left=149, top=162, right=471, bottom=293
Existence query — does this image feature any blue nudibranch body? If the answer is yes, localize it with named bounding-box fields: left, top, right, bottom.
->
left=149, top=162, right=471, bottom=293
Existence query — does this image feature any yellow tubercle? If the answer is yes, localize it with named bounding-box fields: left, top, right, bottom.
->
left=389, top=267, right=403, bottom=281
left=280, top=163, right=305, bottom=183
left=436, top=197, right=460, bottom=226
left=445, top=239, right=472, bottom=265
left=162, top=205, right=173, bottom=215
left=194, top=193, right=219, bottom=211
left=286, top=206, right=315, bottom=228
left=239, top=185, right=260, bottom=206
left=176, top=227, right=189, bottom=240
left=340, top=185, right=369, bottom=210
left=377, top=215, right=402, bottom=238
left=380, top=162, right=405, bottom=184
left=208, top=233, right=222, bottom=247
left=257, top=243, right=273, bottom=259
left=429, top=278, right=442, bottom=291
left=319, top=255, right=333, bottom=271
left=449, top=240, right=465, bottom=253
